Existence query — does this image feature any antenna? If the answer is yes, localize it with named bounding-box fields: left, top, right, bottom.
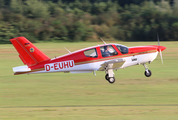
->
left=64, top=47, right=71, bottom=54
left=100, top=37, right=106, bottom=44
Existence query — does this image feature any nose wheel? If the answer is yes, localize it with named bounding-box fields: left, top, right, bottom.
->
left=105, top=74, right=115, bottom=84
left=143, top=64, right=152, bottom=77
left=144, top=70, right=152, bottom=77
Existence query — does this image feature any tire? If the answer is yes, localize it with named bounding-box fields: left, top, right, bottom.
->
left=105, top=74, right=109, bottom=80
left=108, top=77, right=115, bottom=84
left=144, top=70, right=152, bottom=77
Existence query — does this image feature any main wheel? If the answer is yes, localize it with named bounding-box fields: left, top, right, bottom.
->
left=144, top=70, right=152, bottom=77
left=108, top=77, right=115, bottom=84
left=105, top=74, right=109, bottom=80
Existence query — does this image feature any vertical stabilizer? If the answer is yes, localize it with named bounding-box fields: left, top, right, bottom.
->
left=10, top=37, right=50, bottom=66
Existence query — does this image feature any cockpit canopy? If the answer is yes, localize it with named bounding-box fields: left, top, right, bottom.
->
left=83, top=44, right=129, bottom=58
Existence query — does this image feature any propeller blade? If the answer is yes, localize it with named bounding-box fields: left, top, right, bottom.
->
left=159, top=49, right=163, bottom=64
left=157, top=33, right=163, bottom=64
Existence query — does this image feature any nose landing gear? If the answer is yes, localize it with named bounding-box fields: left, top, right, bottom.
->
left=143, top=64, right=152, bottom=77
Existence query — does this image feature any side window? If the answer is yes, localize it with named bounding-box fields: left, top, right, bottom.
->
left=116, top=45, right=129, bottom=54
left=100, top=45, right=118, bottom=57
left=84, top=48, right=98, bottom=58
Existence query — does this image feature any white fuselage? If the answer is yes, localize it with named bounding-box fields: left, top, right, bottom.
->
left=28, top=51, right=158, bottom=74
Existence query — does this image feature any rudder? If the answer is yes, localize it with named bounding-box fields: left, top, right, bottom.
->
left=10, top=37, right=50, bottom=66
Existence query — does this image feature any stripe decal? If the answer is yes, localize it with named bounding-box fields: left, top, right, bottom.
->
left=14, top=50, right=157, bottom=75
left=75, top=50, right=157, bottom=65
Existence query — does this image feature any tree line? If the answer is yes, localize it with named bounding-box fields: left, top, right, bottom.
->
left=0, top=0, right=177, bottom=43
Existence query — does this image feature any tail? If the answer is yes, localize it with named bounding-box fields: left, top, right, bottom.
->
left=10, top=37, right=50, bottom=67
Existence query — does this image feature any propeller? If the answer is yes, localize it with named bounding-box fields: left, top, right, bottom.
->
left=157, top=33, right=163, bottom=64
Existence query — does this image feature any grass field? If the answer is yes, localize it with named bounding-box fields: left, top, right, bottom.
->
left=0, top=41, right=178, bottom=120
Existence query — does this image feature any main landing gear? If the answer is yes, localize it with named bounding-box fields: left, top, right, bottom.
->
left=105, top=64, right=115, bottom=84
left=105, top=74, right=115, bottom=84
left=143, top=63, right=152, bottom=77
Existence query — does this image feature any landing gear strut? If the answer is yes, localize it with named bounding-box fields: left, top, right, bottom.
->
left=143, top=64, right=152, bottom=77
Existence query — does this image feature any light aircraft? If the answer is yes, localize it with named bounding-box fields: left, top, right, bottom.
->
left=10, top=36, right=166, bottom=84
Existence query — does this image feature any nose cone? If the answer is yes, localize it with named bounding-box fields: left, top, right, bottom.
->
left=158, top=46, right=166, bottom=52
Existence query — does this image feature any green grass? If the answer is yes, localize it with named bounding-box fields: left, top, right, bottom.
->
left=0, top=41, right=178, bottom=120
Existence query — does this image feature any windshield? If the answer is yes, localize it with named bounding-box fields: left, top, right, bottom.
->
left=115, top=44, right=129, bottom=54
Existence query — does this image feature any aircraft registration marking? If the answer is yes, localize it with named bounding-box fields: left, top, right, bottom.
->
left=45, top=60, right=75, bottom=71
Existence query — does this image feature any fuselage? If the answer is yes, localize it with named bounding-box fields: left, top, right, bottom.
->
left=13, top=43, right=166, bottom=75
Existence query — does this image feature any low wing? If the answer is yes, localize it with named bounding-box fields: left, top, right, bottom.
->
left=98, top=58, right=125, bottom=71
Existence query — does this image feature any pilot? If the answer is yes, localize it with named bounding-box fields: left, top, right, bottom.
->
left=102, top=46, right=111, bottom=57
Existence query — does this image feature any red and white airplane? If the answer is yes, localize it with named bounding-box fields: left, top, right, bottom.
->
left=10, top=36, right=166, bottom=84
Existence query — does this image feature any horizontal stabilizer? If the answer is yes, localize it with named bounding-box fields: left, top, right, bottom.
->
left=13, top=65, right=31, bottom=72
